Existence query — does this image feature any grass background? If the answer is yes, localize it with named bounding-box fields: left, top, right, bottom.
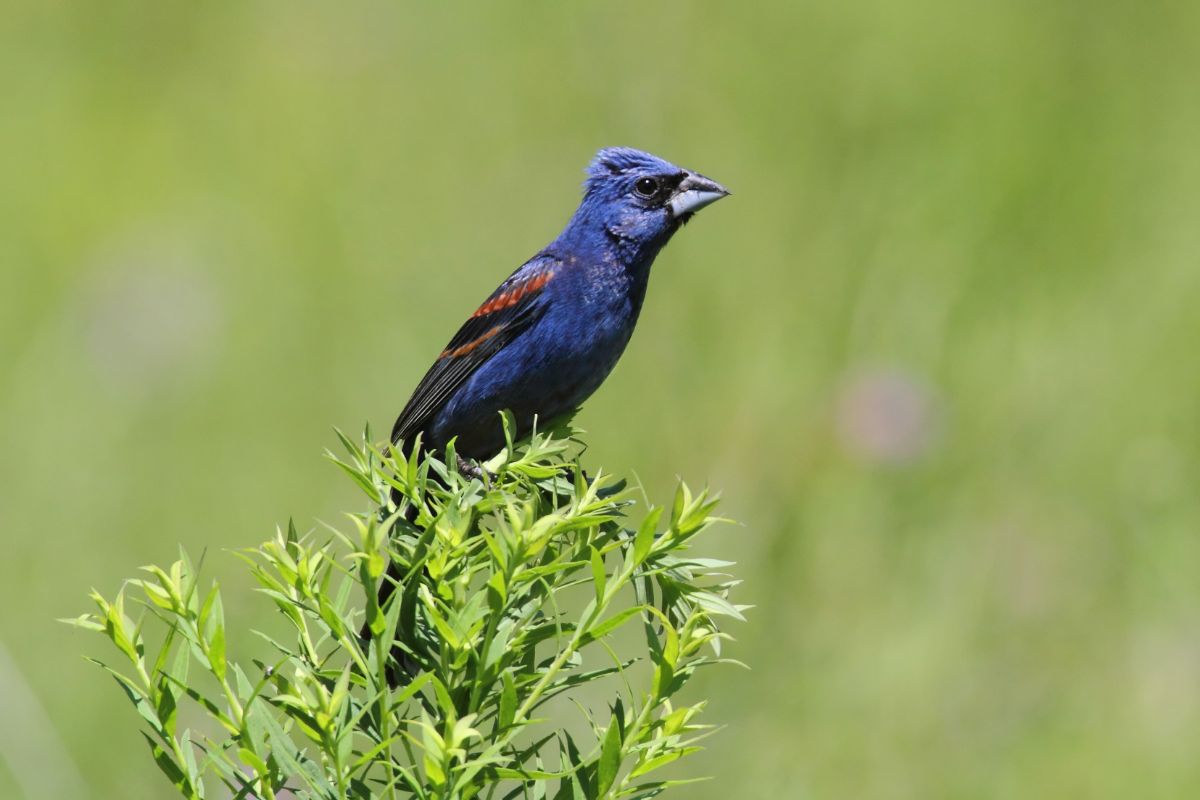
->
left=3, top=1, right=1200, bottom=797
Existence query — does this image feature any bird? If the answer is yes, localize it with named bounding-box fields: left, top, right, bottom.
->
left=389, top=146, right=730, bottom=462
left=369, top=147, right=729, bottom=682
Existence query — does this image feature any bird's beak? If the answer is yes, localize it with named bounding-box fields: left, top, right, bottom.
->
left=668, top=172, right=731, bottom=218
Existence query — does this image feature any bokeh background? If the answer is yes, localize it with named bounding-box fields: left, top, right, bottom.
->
left=4, top=2, right=1200, bottom=797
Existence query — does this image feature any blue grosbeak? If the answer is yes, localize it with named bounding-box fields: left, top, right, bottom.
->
left=391, top=146, right=730, bottom=461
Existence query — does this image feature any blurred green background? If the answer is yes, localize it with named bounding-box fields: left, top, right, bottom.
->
left=3, top=1, right=1200, bottom=797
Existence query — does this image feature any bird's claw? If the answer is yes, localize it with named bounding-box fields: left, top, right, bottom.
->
left=456, top=455, right=494, bottom=483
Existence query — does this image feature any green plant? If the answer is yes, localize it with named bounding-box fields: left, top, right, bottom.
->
left=66, top=420, right=746, bottom=799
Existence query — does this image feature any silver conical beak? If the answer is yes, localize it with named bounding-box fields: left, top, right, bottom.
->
left=669, top=173, right=731, bottom=218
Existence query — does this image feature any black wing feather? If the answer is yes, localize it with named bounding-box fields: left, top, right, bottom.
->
left=391, top=259, right=558, bottom=445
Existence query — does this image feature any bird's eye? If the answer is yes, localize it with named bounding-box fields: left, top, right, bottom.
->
left=634, top=177, right=659, bottom=198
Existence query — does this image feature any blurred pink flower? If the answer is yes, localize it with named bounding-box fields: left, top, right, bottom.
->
left=835, top=367, right=942, bottom=464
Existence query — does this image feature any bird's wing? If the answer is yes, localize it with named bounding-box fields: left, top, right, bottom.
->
left=391, top=256, right=560, bottom=445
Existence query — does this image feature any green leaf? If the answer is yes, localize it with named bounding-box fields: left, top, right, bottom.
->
left=596, top=717, right=622, bottom=796
left=491, top=766, right=568, bottom=781
left=161, top=673, right=238, bottom=735
left=429, top=675, right=457, bottom=720
left=590, top=547, right=607, bottom=605
left=207, top=619, right=226, bottom=682
left=95, top=663, right=157, bottom=731
left=671, top=483, right=688, bottom=530
left=426, top=604, right=461, bottom=651
left=198, top=583, right=219, bottom=632
left=238, top=747, right=269, bottom=778
left=99, top=593, right=141, bottom=667
left=328, top=453, right=382, bottom=504
left=257, top=709, right=335, bottom=794
left=151, top=618, right=179, bottom=681
left=140, top=732, right=188, bottom=792
left=391, top=670, right=433, bottom=707
left=421, top=713, right=447, bottom=786
left=687, top=590, right=747, bottom=622
left=632, top=507, right=662, bottom=565
left=628, top=747, right=702, bottom=780
left=499, top=670, right=517, bottom=730
left=329, top=663, right=352, bottom=717
left=58, top=614, right=104, bottom=632
left=156, top=681, right=178, bottom=737
left=580, top=606, right=648, bottom=646
left=333, top=427, right=362, bottom=462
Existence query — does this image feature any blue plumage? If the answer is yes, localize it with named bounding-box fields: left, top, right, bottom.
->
left=392, top=147, right=730, bottom=458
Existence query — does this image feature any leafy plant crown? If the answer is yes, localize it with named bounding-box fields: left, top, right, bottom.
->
left=67, top=419, right=747, bottom=799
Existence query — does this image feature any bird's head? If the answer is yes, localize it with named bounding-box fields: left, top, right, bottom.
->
left=568, top=147, right=730, bottom=259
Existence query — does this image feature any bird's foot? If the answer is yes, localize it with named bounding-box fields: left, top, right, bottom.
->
left=456, top=455, right=494, bottom=483
left=563, top=466, right=592, bottom=485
